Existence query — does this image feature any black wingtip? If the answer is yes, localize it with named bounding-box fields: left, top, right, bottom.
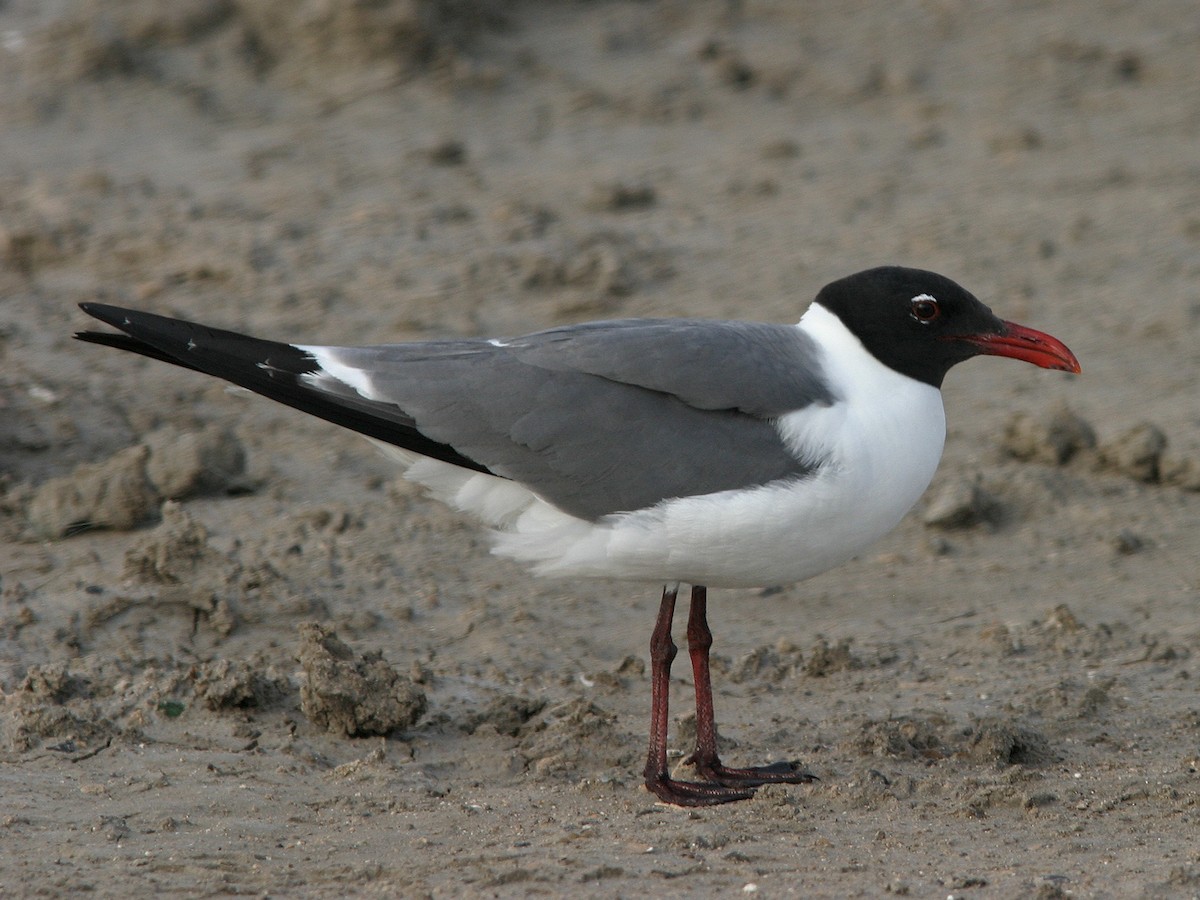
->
left=74, top=329, right=120, bottom=345
left=74, top=301, right=497, bottom=478
left=78, top=301, right=132, bottom=327
left=74, top=328, right=208, bottom=372
left=75, top=303, right=305, bottom=376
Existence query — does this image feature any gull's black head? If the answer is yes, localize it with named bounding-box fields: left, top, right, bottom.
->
left=814, top=266, right=1080, bottom=388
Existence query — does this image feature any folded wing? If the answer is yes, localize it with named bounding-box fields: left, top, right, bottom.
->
left=77, top=307, right=836, bottom=520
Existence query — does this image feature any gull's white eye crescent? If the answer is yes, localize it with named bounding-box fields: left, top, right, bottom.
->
left=909, top=294, right=940, bottom=323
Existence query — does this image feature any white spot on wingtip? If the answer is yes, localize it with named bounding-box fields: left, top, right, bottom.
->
left=186, top=339, right=196, bottom=351
left=487, top=338, right=509, bottom=347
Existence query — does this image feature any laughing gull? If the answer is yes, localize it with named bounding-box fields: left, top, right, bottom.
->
left=76, top=266, right=1080, bottom=806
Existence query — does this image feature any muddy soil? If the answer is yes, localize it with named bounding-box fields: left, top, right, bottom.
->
left=2, top=2, right=1200, bottom=897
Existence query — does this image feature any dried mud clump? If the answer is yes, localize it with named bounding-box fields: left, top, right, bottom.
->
left=852, top=715, right=950, bottom=760
left=517, top=698, right=634, bottom=778
left=113, top=501, right=239, bottom=638
left=726, top=643, right=803, bottom=684
left=1, top=663, right=116, bottom=752
left=20, top=0, right=507, bottom=98
left=24, top=428, right=247, bottom=539
left=1099, top=422, right=1168, bottom=483
left=123, top=500, right=224, bottom=584
left=852, top=715, right=1055, bottom=768
left=194, top=658, right=291, bottom=711
left=1160, top=454, right=1200, bottom=490
left=1001, top=407, right=1200, bottom=490
left=464, top=694, right=546, bottom=737
left=17, top=661, right=91, bottom=705
left=963, top=719, right=1056, bottom=767
left=1001, top=406, right=1097, bottom=465
left=465, top=231, right=676, bottom=310
left=2, top=704, right=118, bottom=753
left=233, top=0, right=509, bottom=88
left=142, top=425, right=247, bottom=500
left=26, top=444, right=158, bottom=538
left=23, top=0, right=238, bottom=85
left=296, top=622, right=427, bottom=737
left=923, top=478, right=1002, bottom=529
left=803, top=637, right=861, bottom=677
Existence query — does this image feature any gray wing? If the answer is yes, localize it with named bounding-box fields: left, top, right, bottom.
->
left=316, top=319, right=836, bottom=520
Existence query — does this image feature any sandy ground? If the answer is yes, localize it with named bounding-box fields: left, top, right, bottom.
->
left=2, top=1, right=1200, bottom=896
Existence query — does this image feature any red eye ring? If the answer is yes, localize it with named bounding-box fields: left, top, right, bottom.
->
left=910, top=294, right=940, bottom=323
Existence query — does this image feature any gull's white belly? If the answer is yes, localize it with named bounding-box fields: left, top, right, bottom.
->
left=605, top=389, right=945, bottom=587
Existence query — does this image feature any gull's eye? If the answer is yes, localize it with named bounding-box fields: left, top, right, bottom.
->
left=909, top=294, right=941, bottom=323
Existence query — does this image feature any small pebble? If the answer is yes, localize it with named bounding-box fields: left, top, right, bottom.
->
left=587, top=181, right=656, bottom=211
left=923, top=479, right=996, bottom=529
left=1112, top=529, right=1145, bottom=555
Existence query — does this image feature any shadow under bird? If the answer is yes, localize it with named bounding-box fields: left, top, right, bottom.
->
left=77, top=265, right=1080, bottom=806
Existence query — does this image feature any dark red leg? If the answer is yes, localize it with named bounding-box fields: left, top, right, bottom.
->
left=684, top=586, right=815, bottom=788
left=642, top=585, right=756, bottom=806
